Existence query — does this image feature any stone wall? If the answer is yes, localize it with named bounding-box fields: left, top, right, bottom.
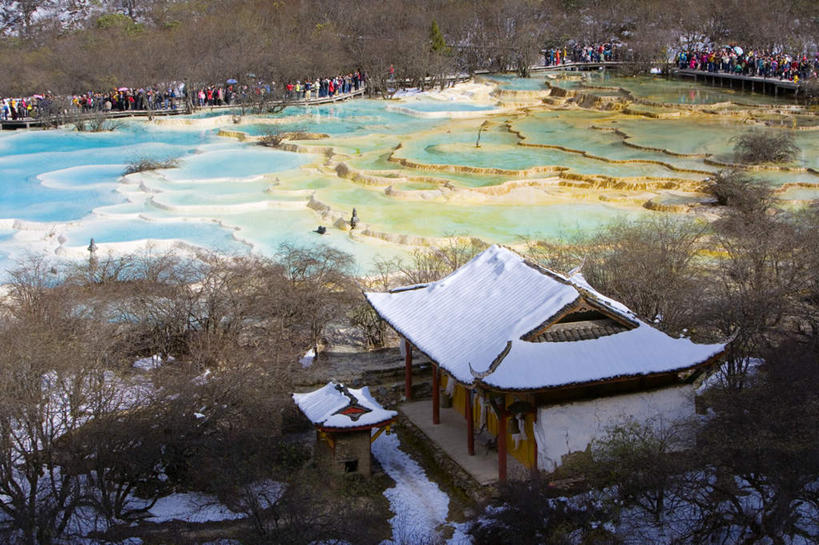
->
left=314, top=429, right=374, bottom=476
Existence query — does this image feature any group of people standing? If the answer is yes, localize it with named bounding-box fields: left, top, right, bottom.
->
left=544, top=43, right=619, bottom=66
left=284, top=71, right=366, bottom=100
left=676, top=46, right=818, bottom=83
left=1, top=83, right=186, bottom=121
left=1, top=98, right=33, bottom=120
left=2, top=71, right=368, bottom=122
left=74, top=86, right=185, bottom=112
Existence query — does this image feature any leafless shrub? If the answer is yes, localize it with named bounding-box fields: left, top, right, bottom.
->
left=395, top=238, right=488, bottom=286
left=705, top=169, right=775, bottom=214
left=74, top=111, right=123, bottom=132
left=587, top=419, right=692, bottom=522
left=705, top=205, right=816, bottom=387
left=732, top=130, right=800, bottom=164
left=527, top=216, right=708, bottom=334
left=469, top=474, right=618, bottom=545
left=237, top=470, right=387, bottom=545
left=802, top=78, right=819, bottom=104
left=349, top=302, right=388, bottom=348
left=522, top=237, right=590, bottom=277
left=123, top=157, right=179, bottom=175
left=683, top=340, right=819, bottom=543
left=258, top=128, right=287, bottom=148
left=0, top=260, right=136, bottom=544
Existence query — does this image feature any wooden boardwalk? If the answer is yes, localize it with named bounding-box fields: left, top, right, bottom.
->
left=673, top=69, right=799, bottom=97
left=1, top=86, right=367, bottom=130
left=528, top=62, right=802, bottom=98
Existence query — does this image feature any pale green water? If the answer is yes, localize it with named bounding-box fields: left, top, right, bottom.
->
left=511, top=111, right=716, bottom=174
left=485, top=74, right=551, bottom=91
left=0, top=75, right=816, bottom=274
left=394, top=120, right=709, bottom=180
left=562, top=72, right=796, bottom=106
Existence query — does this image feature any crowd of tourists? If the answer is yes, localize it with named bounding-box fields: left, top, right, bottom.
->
left=282, top=72, right=365, bottom=101
left=675, top=46, right=819, bottom=82
left=544, top=43, right=620, bottom=66
left=76, top=85, right=186, bottom=112
left=1, top=97, right=33, bottom=120
left=1, top=84, right=186, bottom=121
left=1, top=71, right=367, bottom=121
left=194, top=71, right=365, bottom=106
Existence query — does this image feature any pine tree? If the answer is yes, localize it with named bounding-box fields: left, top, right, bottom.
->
left=429, top=20, right=449, bottom=55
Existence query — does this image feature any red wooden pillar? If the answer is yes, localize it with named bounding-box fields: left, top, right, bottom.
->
left=432, top=365, right=440, bottom=425
left=466, top=390, right=475, bottom=455
left=404, top=338, right=412, bottom=400
left=498, top=409, right=508, bottom=481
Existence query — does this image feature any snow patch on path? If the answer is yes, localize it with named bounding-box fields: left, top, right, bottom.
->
left=144, top=480, right=283, bottom=524
left=372, top=433, right=472, bottom=545
left=146, top=492, right=245, bottom=523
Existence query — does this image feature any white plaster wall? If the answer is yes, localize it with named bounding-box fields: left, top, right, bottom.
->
left=534, top=384, right=695, bottom=471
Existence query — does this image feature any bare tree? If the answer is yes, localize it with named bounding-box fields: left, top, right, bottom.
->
left=526, top=216, right=708, bottom=335
left=588, top=419, right=691, bottom=523
left=705, top=200, right=816, bottom=387
left=0, top=262, right=131, bottom=544
left=469, top=473, right=618, bottom=545
left=276, top=243, right=358, bottom=356
left=681, top=340, right=819, bottom=544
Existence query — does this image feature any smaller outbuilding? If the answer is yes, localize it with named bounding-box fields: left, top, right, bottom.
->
left=293, top=382, right=397, bottom=476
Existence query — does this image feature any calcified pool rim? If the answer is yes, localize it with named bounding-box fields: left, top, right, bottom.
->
left=0, top=74, right=816, bottom=274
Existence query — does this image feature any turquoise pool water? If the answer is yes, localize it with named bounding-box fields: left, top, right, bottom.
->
left=0, top=76, right=814, bottom=276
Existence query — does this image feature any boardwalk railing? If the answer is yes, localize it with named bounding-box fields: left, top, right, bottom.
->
left=531, top=61, right=628, bottom=72
left=672, top=69, right=799, bottom=97
left=1, top=86, right=368, bottom=130
left=526, top=61, right=804, bottom=99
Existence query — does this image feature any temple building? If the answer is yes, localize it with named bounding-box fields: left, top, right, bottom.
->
left=293, top=382, right=397, bottom=476
left=366, top=245, right=726, bottom=480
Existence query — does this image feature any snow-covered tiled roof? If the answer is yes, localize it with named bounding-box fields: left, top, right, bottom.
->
left=292, top=382, right=397, bottom=429
left=366, top=245, right=725, bottom=391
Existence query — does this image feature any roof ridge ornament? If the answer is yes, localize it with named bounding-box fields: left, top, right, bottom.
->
left=332, top=383, right=373, bottom=422
left=568, top=257, right=586, bottom=277
left=469, top=340, right=513, bottom=379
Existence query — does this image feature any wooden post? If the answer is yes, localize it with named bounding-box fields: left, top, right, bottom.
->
left=498, top=409, right=508, bottom=481
left=404, top=338, right=412, bottom=400
left=466, top=390, right=474, bottom=456
left=432, top=365, right=440, bottom=425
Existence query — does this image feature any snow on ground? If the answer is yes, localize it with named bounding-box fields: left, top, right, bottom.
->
left=696, top=358, right=763, bottom=393
left=146, top=492, right=246, bottom=523
left=299, top=347, right=316, bottom=368
left=241, top=479, right=285, bottom=510
left=144, top=480, right=283, bottom=524
left=372, top=433, right=472, bottom=545
left=133, top=354, right=174, bottom=371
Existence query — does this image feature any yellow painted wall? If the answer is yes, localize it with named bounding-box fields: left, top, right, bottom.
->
left=481, top=393, right=537, bottom=468
left=442, top=373, right=536, bottom=469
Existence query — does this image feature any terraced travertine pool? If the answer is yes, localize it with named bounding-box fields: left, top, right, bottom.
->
left=0, top=72, right=816, bottom=274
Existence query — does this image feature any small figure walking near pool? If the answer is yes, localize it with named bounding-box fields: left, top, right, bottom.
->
left=350, top=208, right=359, bottom=229
left=315, top=225, right=327, bottom=235
left=88, top=238, right=98, bottom=271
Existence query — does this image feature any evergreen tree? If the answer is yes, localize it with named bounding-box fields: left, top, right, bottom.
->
left=429, top=20, right=449, bottom=55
